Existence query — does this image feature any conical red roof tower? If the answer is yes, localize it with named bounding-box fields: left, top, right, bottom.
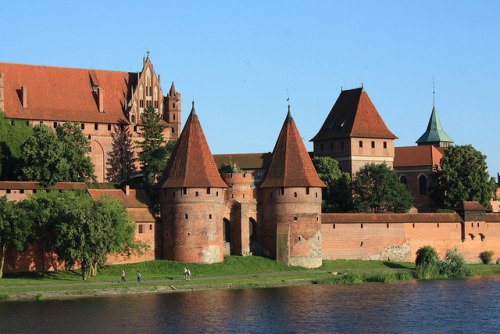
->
left=158, top=102, right=227, bottom=189
left=261, top=109, right=325, bottom=188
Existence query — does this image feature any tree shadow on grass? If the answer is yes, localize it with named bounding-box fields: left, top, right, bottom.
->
left=382, top=261, right=408, bottom=269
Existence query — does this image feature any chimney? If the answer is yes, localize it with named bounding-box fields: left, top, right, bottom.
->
left=0, top=73, right=4, bottom=111
left=22, top=86, right=28, bottom=110
left=124, top=184, right=130, bottom=196
left=97, top=87, right=104, bottom=112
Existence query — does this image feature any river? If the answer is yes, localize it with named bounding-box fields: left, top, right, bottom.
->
left=1, top=275, right=499, bottom=333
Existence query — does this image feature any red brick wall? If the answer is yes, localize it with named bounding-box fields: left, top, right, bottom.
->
left=160, top=187, right=226, bottom=263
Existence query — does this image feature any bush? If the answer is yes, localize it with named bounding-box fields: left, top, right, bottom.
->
left=441, top=248, right=471, bottom=278
left=415, top=246, right=438, bottom=267
left=0, top=294, right=9, bottom=301
left=479, top=251, right=494, bottom=264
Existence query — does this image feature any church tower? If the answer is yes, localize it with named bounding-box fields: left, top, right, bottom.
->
left=158, top=102, right=227, bottom=263
left=416, top=97, right=453, bottom=147
left=165, top=82, right=181, bottom=139
left=311, top=87, right=398, bottom=177
left=260, top=107, right=325, bottom=268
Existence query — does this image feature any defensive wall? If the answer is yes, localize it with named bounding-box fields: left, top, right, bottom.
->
left=321, top=205, right=500, bottom=263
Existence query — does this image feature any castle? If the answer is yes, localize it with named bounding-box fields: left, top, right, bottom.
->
left=1, top=58, right=499, bottom=272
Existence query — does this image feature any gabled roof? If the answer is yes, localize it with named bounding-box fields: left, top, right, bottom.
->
left=168, top=82, right=177, bottom=96
left=394, top=145, right=445, bottom=168
left=213, top=153, right=272, bottom=170
left=311, top=87, right=397, bottom=142
left=416, top=101, right=454, bottom=144
left=87, top=188, right=152, bottom=208
left=0, top=62, right=135, bottom=123
left=158, top=103, right=227, bottom=188
left=261, top=110, right=325, bottom=188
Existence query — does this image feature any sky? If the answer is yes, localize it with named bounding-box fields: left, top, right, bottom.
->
left=2, top=1, right=499, bottom=178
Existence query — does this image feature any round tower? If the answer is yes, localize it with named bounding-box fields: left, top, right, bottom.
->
left=220, top=165, right=255, bottom=256
left=158, top=103, right=227, bottom=263
left=260, top=108, right=325, bottom=268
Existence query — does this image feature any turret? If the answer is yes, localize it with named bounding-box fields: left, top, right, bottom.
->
left=416, top=96, right=454, bottom=147
left=158, top=102, right=227, bottom=263
left=260, top=107, right=326, bottom=268
left=165, top=82, right=181, bottom=138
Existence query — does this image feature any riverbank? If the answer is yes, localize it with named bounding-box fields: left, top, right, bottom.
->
left=1, top=257, right=499, bottom=302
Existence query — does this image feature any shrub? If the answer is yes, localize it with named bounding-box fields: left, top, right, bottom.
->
left=479, top=251, right=494, bottom=264
left=0, top=294, right=9, bottom=301
left=415, top=246, right=438, bottom=267
left=440, top=248, right=471, bottom=278
left=35, top=294, right=45, bottom=301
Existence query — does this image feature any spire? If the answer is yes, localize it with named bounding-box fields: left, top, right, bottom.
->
left=416, top=97, right=454, bottom=146
left=169, top=81, right=176, bottom=96
left=261, top=111, right=325, bottom=188
left=190, top=100, right=197, bottom=116
left=158, top=108, right=227, bottom=188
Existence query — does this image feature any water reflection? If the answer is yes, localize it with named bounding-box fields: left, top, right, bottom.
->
left=0, top=275, right=499, bottom=333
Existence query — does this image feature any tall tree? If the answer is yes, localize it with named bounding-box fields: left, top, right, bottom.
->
left=136, top=106, right=175, bottom=189
left=312, top=157, right=353, bottom=212
left=54, top=193, right=147, bottom=280
left=0, top=111, right=34, bottom=180
left=0, top=196, right=32, bottom=279
left=56, top=122, right=96, bottom=184
left=21, top=191, right=61, bottom=277
left=107, top=122, right=137, bottom=182
left=20, top=124, right=65, bottom=187
left=20, top=123, right=96, bottom=186
left=429, top=145, right=497, bottom=210
left=352, top=163, right=413, bottom=213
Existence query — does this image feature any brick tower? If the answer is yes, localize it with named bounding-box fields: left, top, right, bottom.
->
left=165, top=82, right=182, bottom=139
left=260, top=107, right=326, bottom=268
left=158, top=102, right=227, bottom=263
left=311, top=87, right=398, bottom=177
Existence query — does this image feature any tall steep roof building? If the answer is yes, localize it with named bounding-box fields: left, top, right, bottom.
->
left=311, top=87, right=397, bottom=176
left=416, top=99, right=454, bottom=147
left=0, top=56, right=180, bottom=182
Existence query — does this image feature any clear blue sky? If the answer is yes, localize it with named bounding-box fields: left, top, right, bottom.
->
left=2, top=1, right=499, bottom=178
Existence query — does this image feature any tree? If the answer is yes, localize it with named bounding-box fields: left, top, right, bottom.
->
left=0, top=196, right=32, bottom=279
left=20, top=125, right=65, bottom=187
left=107, top=122, right=137, bottom=182
left=135, top=106, right=175, bottom=189
left=56, top=122, right=96, bottom=184
left=352, top=163, right=413, bottom=213
left=312, top=157, right=353, bottom=212
left=53, top=193, right=146, bottom=280
left=20, top=123, right=96, bottom=186
left=0, top=111, right=33, bottom=180
left=21, top=191, right=62, bottom=277
left=429, top=145, right=497, bottom=210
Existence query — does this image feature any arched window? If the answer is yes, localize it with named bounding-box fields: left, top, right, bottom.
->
left=419, top=175, right=427, bottom=195
left=400, top=175, right=408, bottom=186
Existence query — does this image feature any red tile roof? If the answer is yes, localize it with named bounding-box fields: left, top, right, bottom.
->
left=261, top=111, right=326, bottom=188
left=321, top=213, right=462, bottom=223
left=461, top=201, right=486, bottom=211
left=0, top=181, right=89, bottom=190
left=394, top=145, right=444, bottom=168
left=87, top=189, right=155, bottom=222
left=486, top=214, right=500, bottom=222
left=158, top=105, right=227, bottom=188
left=0, top=62, right=135, bottom=124
left=311, top=88, right=397, bottom=141
left=87, top=188, right=152, bottom=208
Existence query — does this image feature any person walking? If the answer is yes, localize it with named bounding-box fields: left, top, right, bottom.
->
left=183, top=268, right=188, bottom=280
left=121, top=270, right=126, bottom=283
left=137, top=272, right=141, bottom=283
left=187, top=268, right=191, bottom=280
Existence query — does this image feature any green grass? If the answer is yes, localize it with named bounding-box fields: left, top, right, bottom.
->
left=0, top=256, right=497, bottom=296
